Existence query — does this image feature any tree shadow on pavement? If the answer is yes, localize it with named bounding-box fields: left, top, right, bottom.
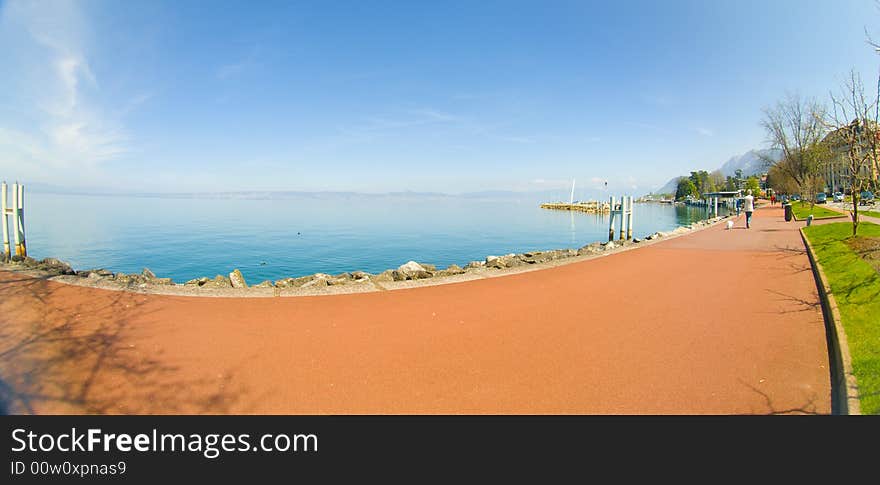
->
left=0, top=273, right=247, bottom=415
left=735, top=379, right=825, bottom=415
left=770, top=245, right=815, bottom=276
left=758, top=289, right=822, bottom=315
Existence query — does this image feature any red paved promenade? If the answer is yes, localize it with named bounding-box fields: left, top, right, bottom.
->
left=0, top=205, right=831, bottom=414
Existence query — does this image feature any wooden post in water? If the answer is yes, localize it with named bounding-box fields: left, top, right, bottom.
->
left=626, top=196, right=634, bottom=240
left=16, top=183, right=26, bottom=256
left=608, top=196, right=616, bottom=242
left=1, top=182, right=9, bottom=259
left=619, top=196, right=627, bottom=240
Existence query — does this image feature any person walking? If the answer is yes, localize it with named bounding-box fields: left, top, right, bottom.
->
left=744, top=189, right=755, bottom=229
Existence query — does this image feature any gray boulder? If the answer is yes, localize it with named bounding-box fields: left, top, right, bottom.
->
left=291, top=275, right=319, bottom=287
left=78, top=268, right=112, bottom=278
left=444, top=264, right=465, bottom=275
left=485, top=254, right=525, bottom=269
left=301, top=274, right=331, bottom=288
left=578, top=243, right=603, bottom=256
left=115, top=274, right=132, bottom=284
left=142, top=268, right=157, bottom=279
left=351, top=271, right=372, bottom=281
left=203, top=275, right=232, bottom=288
left=229, top=269, right=248, bottom=288
left=254, top=280, right=275, bottom=288
left=521, top=251, right=550, bottom=264
left=38, top=257, right=75, bottom=275
left=394, top=261, right=433, bottom=280
left=371, top=270, right=396, bottom=282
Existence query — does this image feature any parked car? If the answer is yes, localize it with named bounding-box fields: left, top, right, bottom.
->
left=816, top=193, right=827, bottom=204
left=790, top=194, right=800, bottom=201
left=833, top=192, right=844, bottom=202
left=861, top=191, right=875, bottom=205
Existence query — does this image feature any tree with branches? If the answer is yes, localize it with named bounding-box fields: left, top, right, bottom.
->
left=821, top=69, right=880, bottom=236
left=760, top=94, right=829, bottom=209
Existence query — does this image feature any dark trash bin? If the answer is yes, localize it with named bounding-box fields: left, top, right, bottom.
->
left=784, top=203, right=792, bottom=222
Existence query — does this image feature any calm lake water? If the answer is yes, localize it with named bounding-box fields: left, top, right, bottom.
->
left=22, top=192, right=723, bottom=283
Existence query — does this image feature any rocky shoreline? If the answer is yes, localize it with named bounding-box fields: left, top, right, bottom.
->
left=1, top=216, right=728, bottom=296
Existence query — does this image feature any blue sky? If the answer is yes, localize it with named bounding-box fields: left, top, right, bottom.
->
left=1, top=0, right=879, bottom=194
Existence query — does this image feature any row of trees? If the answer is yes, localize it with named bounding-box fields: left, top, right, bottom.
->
left=761, top=70, right=880, bottom=236
left=673, top=169, right=761, bottom=201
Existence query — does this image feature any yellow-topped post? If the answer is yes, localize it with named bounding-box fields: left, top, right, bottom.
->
left=16, top=183, right=26, bottom=256
left=12, top=182, right=21, bottom=256
left=1, top=181, right=9, bottom=258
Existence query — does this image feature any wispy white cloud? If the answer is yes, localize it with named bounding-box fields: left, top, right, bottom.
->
left=695, top=127, right=714, bottom=137
left=0, top=0, right=131, bottom=177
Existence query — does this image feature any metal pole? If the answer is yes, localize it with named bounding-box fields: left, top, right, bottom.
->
left=627, top=196, right=634, bottom=240
left=1, top=182, right=8, bottom=259
left=17, top=183, right=26, bottom=256
left=608, top=196, right=615, bottom=242
left=12, top=183, right=21, bottom=256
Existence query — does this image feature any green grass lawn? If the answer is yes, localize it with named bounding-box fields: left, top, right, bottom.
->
left=790, top=201, right=845, bottom=220
left=803, top=222, right=880, bottom=414
left=862, top=210, right=880, bottom=219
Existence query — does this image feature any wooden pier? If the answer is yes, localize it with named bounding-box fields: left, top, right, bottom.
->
left=540, top=196, right=635, bottom=242
left=540, top=200, right=611, bottom=214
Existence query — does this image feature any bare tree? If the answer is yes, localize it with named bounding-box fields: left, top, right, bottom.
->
left=760, top=94, right=829, bottom=206
left=767, top=163, right=799, bottom=195
left=822, top=69, right=880, bottom=236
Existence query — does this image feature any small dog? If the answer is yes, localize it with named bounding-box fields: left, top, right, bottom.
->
left=726, top=220, right=734, bottom=230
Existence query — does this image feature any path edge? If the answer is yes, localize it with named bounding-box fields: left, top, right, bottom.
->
left=799, top=227, right=861, bottom=415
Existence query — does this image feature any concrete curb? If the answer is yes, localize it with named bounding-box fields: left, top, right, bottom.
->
left=791, top=209, right=847, bottom=222
left=799, top=227, right=861, bottom=415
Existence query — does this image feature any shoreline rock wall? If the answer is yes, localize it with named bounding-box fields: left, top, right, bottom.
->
left=1, top=216, right=727, bottom=291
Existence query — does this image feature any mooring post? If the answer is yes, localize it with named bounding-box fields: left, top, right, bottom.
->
left=626, top=196, right=634, bottom=240
left=1, top=181, right=8, bottom=259
left=619, top=196, right=626, bottom=240
left=713, top=196, right=718, bottom=218
left=17, top=183, right=25, bottom=256
left=12, top=183, right=21, bottom=256
left=608, top=196, right=616, bottom=242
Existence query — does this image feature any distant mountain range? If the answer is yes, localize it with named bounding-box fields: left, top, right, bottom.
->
left=652, top=148, right=783, bottom=195
left=718, top=148, right=782, bottom=178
